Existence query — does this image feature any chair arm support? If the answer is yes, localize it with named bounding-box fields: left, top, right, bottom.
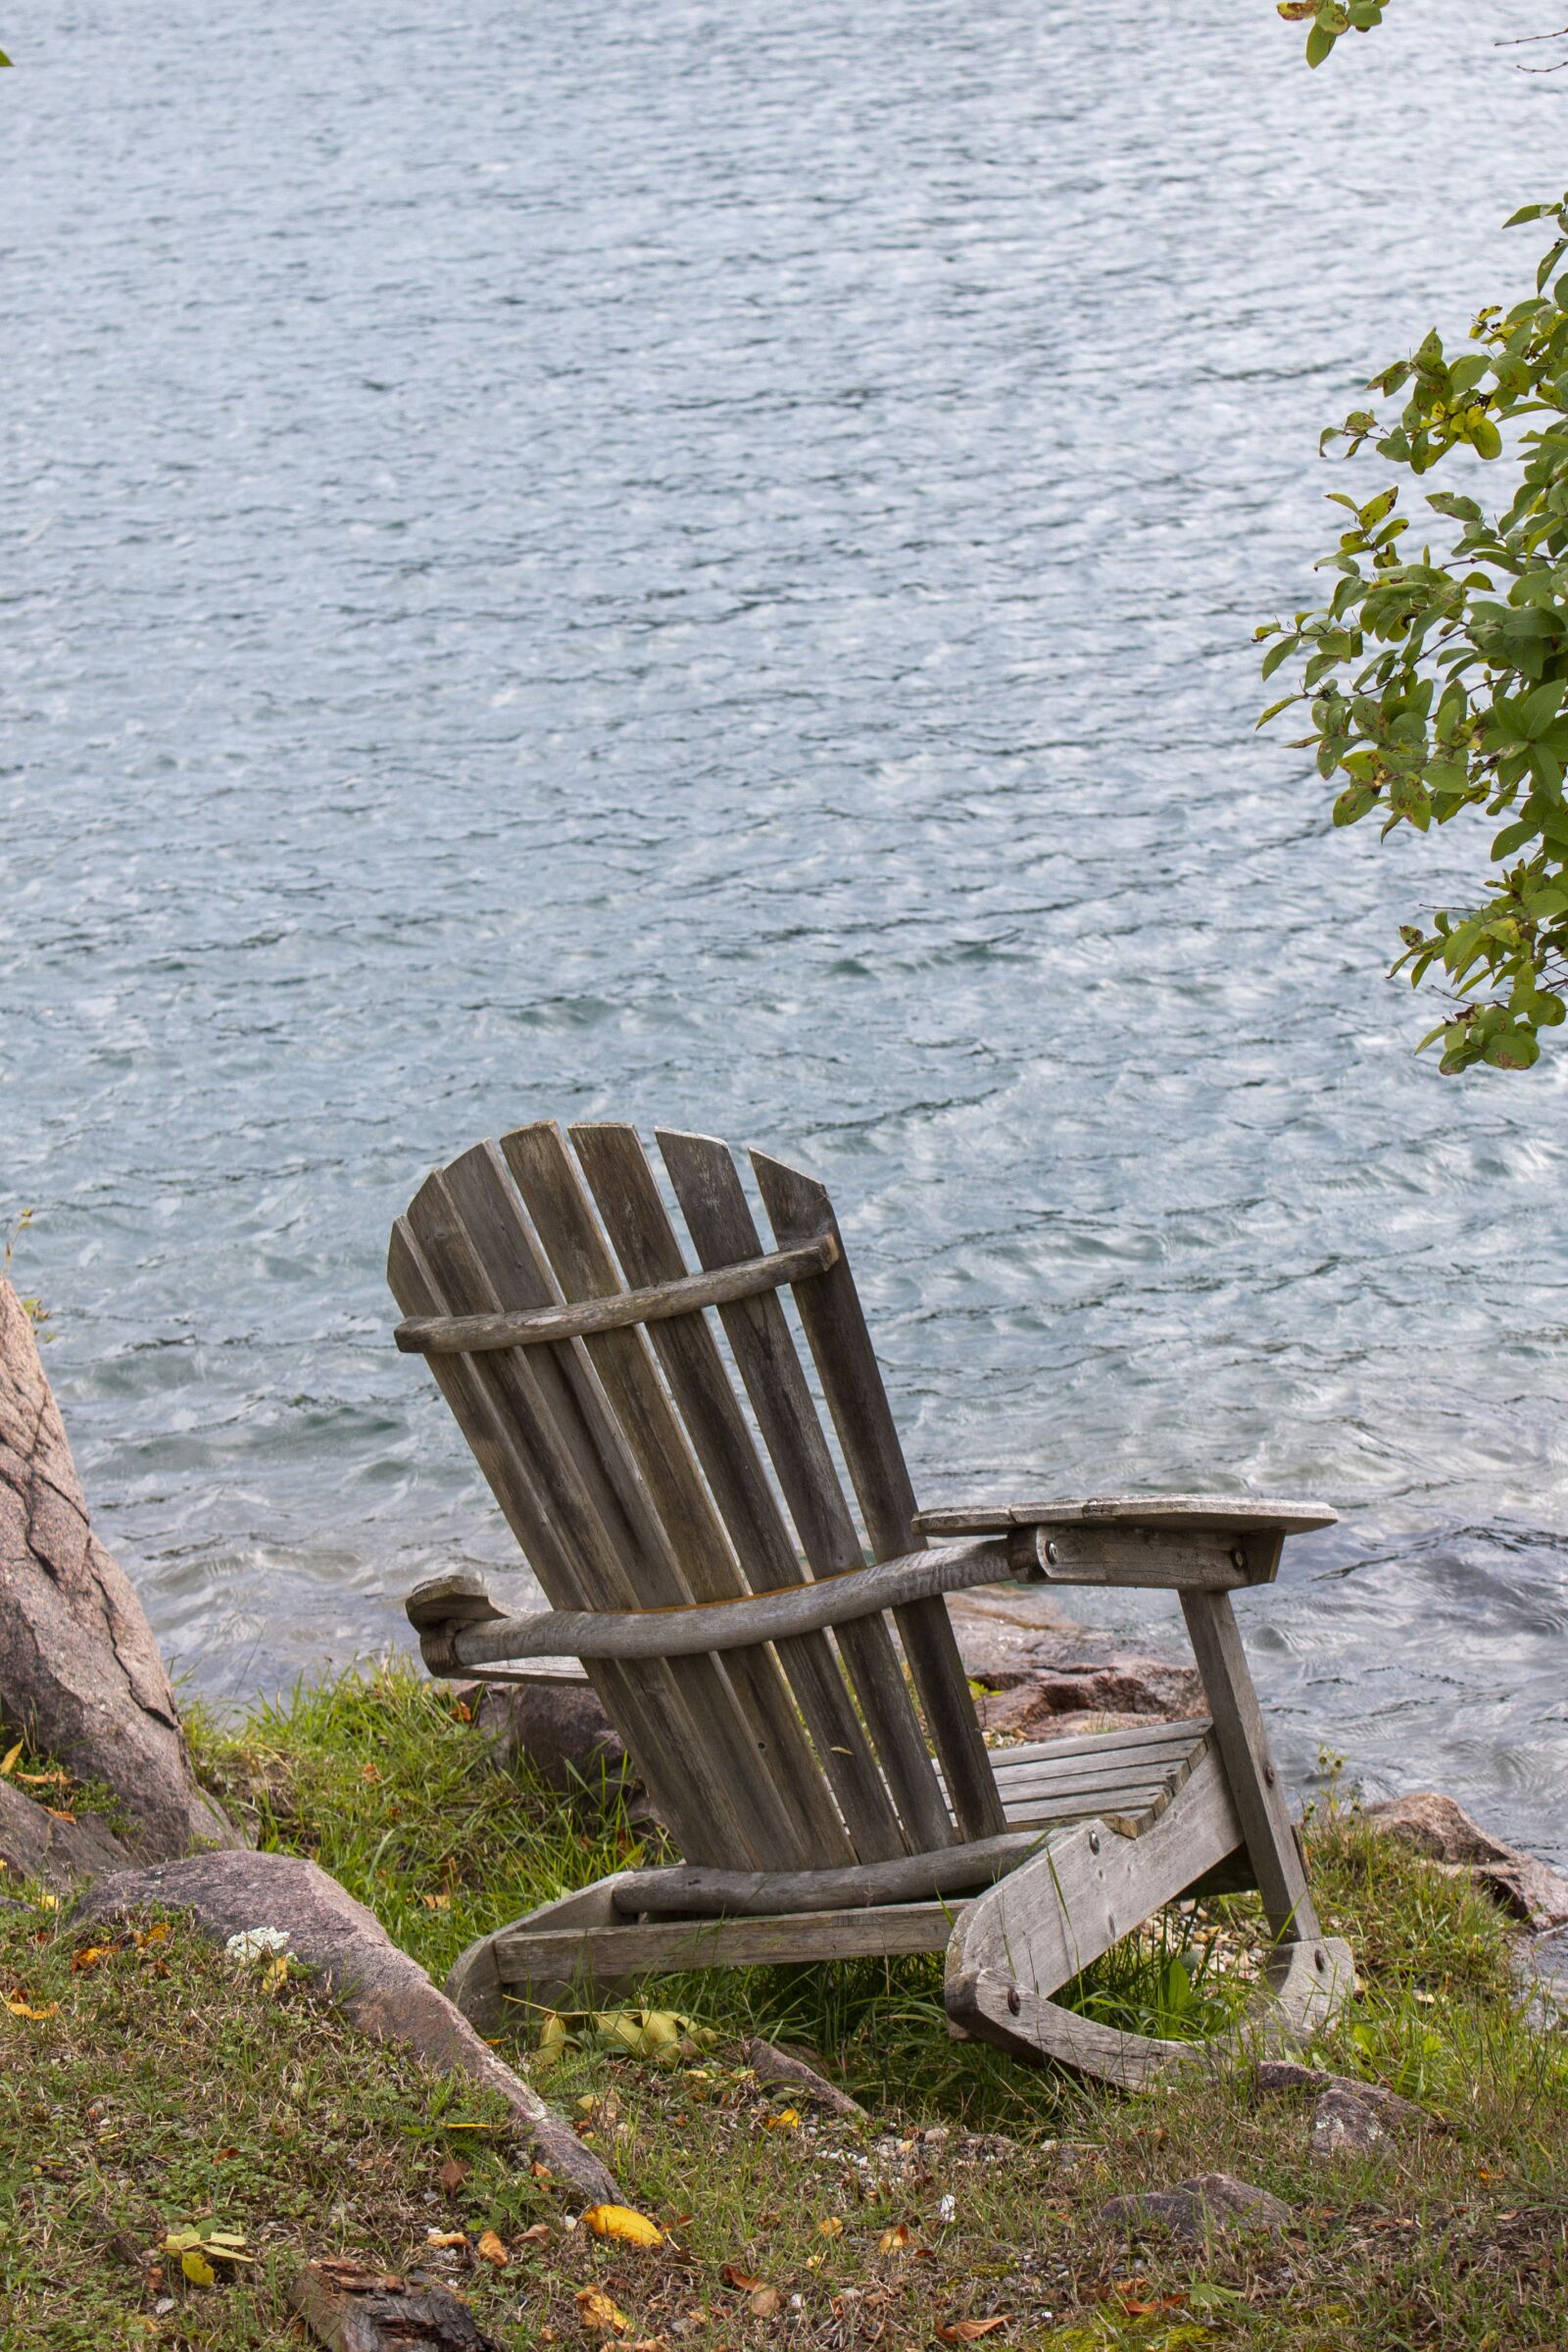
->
left=405, top=1535, right=1013, bottom=1677
left=911, top=1494, right=1338, bottom=1590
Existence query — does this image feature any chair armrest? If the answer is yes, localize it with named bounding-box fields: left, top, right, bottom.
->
left=910, top=1494, right=1337, bottom=1591
left=406, top=1533, right=1014, bottom=1678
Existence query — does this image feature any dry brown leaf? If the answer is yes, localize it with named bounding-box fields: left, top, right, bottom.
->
left=517, top=2222, right=554, bottom=2245
left=475, top=2230, right=510, bottom=2269
left=817, top=2217, right=845, bottom=2238
left=582, top=2205, right=663, bottom=2250
left=438, top=2158, right=470, bottom=2195
left=877, top=2224, right=911, bottom=2255
left=721, top=2264, right=764, bottom=2290
left=44, top=1805, right=76, bottom=1824
left=425, top=2230, right=467, bottom=2249
left=361, top=1762, right=382, bottom=1783
left=575, top=2286, right=628, bottom=2334
left=749, top=2285, right=782, bottom=2319
left=420, top=1892, right=452, bottom=1912
left=936, top=2321, right=1010, bottom=2343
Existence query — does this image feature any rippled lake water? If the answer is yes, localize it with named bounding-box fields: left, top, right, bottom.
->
left=7, top=1, right=1568, bottom=1859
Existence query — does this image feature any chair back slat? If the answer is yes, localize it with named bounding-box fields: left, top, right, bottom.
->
left=751, top=1149, right=1006, bottom=1843
left=657, top=1129, right=957, bottom=1856
left=569, top=1124, right=906, bottom=1862
left=499, top=1122, right=845, bottom=1870
left=389, top=1200, right=722, bottom=1864
left=395, top=1159, right=776, bottom=1869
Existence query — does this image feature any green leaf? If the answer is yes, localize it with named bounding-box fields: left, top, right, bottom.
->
left=1493, top=816, right=1542, bottom=858
left=1484, top=1028, right=1542, bottom=1069
left=1305, top=21, right=1337, bottom=65
left=1332, top=785, right=1377, bottom=826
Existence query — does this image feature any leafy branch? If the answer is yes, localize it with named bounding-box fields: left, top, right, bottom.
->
left=1258, top=199, right=1568, bottom=1071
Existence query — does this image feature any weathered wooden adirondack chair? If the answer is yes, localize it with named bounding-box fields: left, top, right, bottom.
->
left=393, top=1123, right=1351, bottom=2085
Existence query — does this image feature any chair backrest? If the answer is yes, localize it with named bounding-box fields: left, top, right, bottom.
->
left=388, top=1122, right=1005, bottom=1874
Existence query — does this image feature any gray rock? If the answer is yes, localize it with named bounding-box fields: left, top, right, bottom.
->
left=1511, top=1925, right=1568, bottom=2033
left=0, top=1281, right=239, bottom=1860
left=472, top=1678, right=634, bottom=1802
left=1257, top=2059, right=1430, bottom=2139
left=1101, top=2171, right=1292, bottom=2239
left=1365, top=1791, right=1568, bottom=1932
left=1310, top=2082, right=1394, bottom=2159
left=74, top=1847, right=617, bottom=2206
left=0, top=1776, right=129, bottom=1890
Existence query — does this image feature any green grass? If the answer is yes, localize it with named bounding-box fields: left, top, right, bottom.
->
left=1, top=1662, right=1564, bottom=2350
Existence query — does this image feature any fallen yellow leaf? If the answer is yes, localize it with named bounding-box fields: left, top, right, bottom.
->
left=426, top=2230, right=467, bottom=2248
left=5, top=1996, right=59, bottom=2020
left=135, top=1921, right=170, bottom=1947
left=575, top=2286, right=629, bottom=2334
left=72, top=1945, right=113, bottom=1973
left=764, top=2107, right=800, bottom=2132
left=878, top=2224, right=911, bottom=2255
left=0, top=1740, right=22, bottom=1777
left=421, top=1892, right=452, bottom=1911
left=476, top=2230, right=510, bottom=2269
left=817, top=2216, right=844, bottom=2238
left=263, top=1954, right=290, bottom=1992
left=581, top=2205, right=663, bottom=2250
left=181, top=2249, right=217, bottom=2287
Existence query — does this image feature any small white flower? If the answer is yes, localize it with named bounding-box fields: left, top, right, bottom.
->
left=224, top=1926, right=294, bottom=1966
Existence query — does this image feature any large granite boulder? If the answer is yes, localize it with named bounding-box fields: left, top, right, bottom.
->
left=0, top=1281, right=237, bottom=1858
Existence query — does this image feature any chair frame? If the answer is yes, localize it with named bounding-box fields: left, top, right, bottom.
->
left=393, top=1122, right=1351, bottom=2082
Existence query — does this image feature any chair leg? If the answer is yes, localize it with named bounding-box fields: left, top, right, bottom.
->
left=944, top=1740, right=1352, bottom=2084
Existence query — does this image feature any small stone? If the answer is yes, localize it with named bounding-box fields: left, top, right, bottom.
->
left=1513, top=1924, right=1568, bottom=2033
left=1310, top=2082, right=1390, bottom=2159
left=471, top=1680, right=635, bottom=1803
left=1100, top=2171, right=1292, bottom=2240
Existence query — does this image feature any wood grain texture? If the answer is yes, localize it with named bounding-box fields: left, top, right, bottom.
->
left=417, top=1534, right=1009, bottom=1666
left=393, top=1231, right=837, bottom=1354
left=947, top=1741, right=1244, bottom=1994
left=500, top=1121, right=839, bottom=1868
left=608, top=1832, right=1048, bottom=1919
left=570, top=1122, right=906, bottom=1861
left=915, top=1495, right=1338, bottom=1536
left=659, top=1127, right=954, bottom=1854
left=1008, top=1522, right=1254, bottom=1591
left=1180, top=1588, right=1320, bottom=1940
left=494, top=1899, right=962, bottom=1987
left=394, top=1166, right=739, bottom=1867
left=751, top=1146, right=1005, bottom=1842
left=948, top=1927, right=1354, bottom=2088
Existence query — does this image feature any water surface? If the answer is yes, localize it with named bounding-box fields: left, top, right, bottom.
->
left=6, top=0, right=1568, bottom=1858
